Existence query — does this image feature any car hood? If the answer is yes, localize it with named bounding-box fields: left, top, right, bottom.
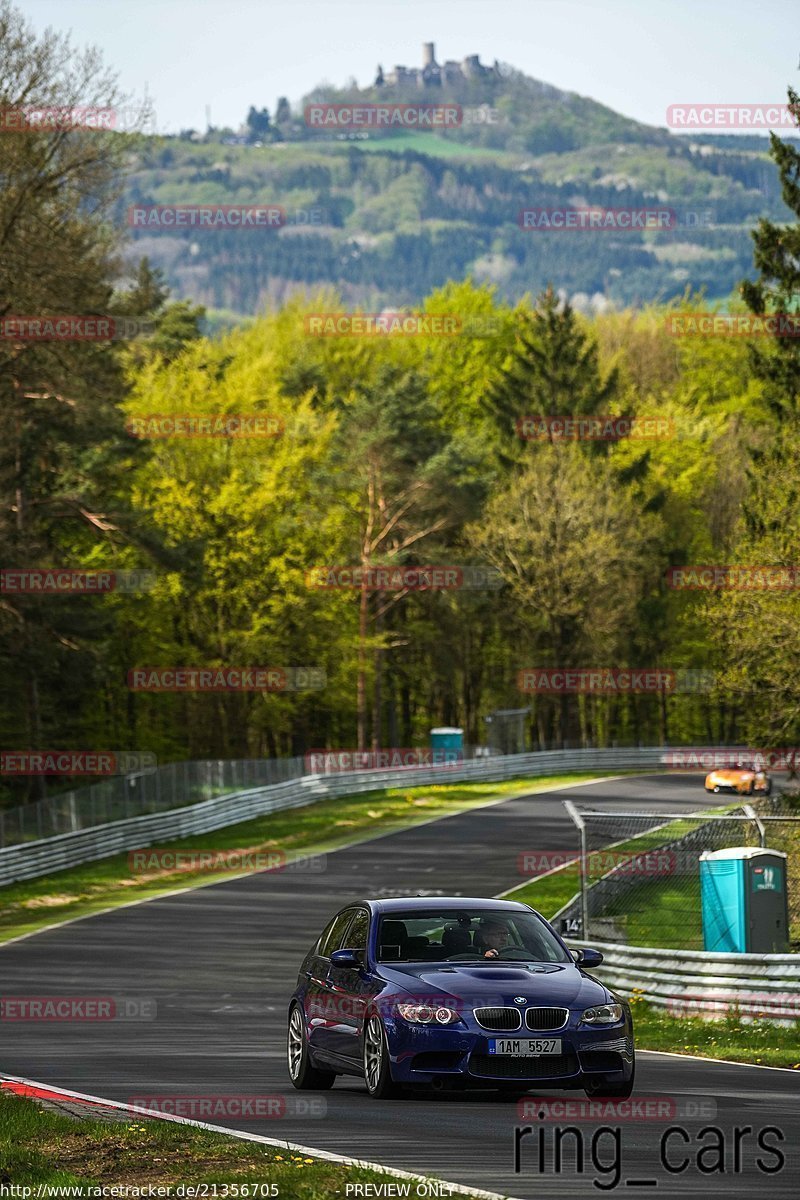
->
left=707, top=768, right=753, bottom=782
left=378, top=962, right=609, bottom=1008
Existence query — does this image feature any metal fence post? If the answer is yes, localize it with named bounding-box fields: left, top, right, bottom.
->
left=743, top=803, right=766, bottom=848
left=563, top=799, right=588, bottom=939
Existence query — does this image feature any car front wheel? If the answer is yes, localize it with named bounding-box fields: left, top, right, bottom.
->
left=287, top=1004, right=336, bottom=1090
left=363, top=1015, right=401, bottom=1098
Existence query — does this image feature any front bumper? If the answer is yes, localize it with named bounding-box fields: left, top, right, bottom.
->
left=706, top=778, right=768, bottom=793
left=382, top=1015, right=634, bottom=1086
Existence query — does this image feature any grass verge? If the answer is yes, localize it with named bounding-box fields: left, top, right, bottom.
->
left=0, top=772, right=611, bottom=944
left=504, top=803, right=742, bottom=947
left=0, top=1089, right=483, bottom=1196
left=630, top=997, right=800, bottom=1069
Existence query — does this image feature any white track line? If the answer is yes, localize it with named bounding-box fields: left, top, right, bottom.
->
left=638, top=1049, right=800, bottom=1073
left=0, top=1072, right=524, bottom=1200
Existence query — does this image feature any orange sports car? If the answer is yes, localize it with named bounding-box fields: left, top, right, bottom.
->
left=704, top=765, right=771, bottom=795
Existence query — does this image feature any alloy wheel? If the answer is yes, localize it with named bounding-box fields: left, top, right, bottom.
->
left=364, top=1017, right=384, bottom=1091
left=288, top=1006, right=305, bottom=1081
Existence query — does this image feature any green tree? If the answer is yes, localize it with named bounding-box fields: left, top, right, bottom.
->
left=740, top=88, right=800, bottom=421
left=705, top=90, right=800, bottom=742
left=468, top=445, right=660, bottom=747
left=0, top=2, right=138, bottom=799
left=482, top=287, right=619, bottom=460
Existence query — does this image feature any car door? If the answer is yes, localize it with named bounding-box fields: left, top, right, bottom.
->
left=324, top=906, right=374, bottom=1065
left=305, top=908, right=355, bottom=1059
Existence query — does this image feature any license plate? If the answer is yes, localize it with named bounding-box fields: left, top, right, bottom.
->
left=488, top=1038, right=561, bottom=1056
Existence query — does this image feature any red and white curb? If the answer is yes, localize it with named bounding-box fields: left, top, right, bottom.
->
left=0, top=1072, right=523, bottom=1200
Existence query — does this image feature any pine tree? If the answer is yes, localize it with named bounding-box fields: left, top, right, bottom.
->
left=0, top=2, right=148, bottom=799
left=482, top=286, right=618, bottom=461
left=740, top=86, right=800, bottom=420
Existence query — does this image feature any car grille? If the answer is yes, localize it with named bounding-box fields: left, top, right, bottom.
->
left=525, top=1007, right=569, bottom=1031
left=473, top=1007, right=522, bottom=1031
left=470, top=1052, right=578, bottom=1080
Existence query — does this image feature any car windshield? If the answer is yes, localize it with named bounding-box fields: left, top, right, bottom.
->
left=376, top=908, right=571, bottom=964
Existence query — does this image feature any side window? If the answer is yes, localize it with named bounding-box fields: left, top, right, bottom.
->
left=318, top=909, right=354, bottom=958
left=343, top=908, right=370, bottom=953
left=315, top=917, right=337, bottom=955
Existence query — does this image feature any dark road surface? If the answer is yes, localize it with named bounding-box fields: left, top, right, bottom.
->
left=1, top=773, right=797, bottom=1198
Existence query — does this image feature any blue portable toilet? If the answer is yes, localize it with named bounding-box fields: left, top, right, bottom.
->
left=429, top=727, right=463, bottom=764
left=699, top=847, right=789, bottom=953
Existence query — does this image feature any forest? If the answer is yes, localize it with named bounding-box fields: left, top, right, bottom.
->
left=2, top=4, right=800, bottom=806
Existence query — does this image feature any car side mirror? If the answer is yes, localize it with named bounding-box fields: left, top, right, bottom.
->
left=573, top=947, right=604, bottom=968
left=330, top=948, right=361, bottom=968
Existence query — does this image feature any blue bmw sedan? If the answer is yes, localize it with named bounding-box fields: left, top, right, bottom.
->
left=287, top=897, right=635, bottom=1099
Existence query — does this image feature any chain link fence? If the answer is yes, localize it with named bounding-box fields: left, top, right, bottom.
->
left=555, top=795, right=800, bottom=950
left=0, top=759, right=307, bottom=848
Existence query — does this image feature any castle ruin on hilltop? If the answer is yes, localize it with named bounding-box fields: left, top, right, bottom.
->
left=375, top=43, right=503, bottom=89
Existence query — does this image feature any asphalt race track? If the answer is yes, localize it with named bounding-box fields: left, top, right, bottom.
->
left=1, top=773, right=798, bottom=1198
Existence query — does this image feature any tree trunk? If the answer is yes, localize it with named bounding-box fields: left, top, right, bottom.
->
left=357, top=582, right=369, bottom=751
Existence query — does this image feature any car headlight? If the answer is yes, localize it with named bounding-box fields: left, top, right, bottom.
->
left=581, top=1003, right=623, bottom=1025
left=396, top=1003, right=459, bottom=1025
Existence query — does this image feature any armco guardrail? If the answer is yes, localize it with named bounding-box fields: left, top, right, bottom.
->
left=0, top=757, right=309, bottom=848
left=576, top=940, right=800, bottom=1019
left=0, top=747, right=665, bottom=887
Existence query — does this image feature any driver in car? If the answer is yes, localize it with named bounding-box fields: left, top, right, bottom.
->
left=477, top=919, right=511, bottom=958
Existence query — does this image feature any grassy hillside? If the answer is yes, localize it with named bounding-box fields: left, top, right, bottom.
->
left=118, top=64, right=794, bottom=317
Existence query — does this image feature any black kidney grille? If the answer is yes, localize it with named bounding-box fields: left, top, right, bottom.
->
left=473, top=1007, right=522, bottom=1031
left=525, top=1006, right=569, bottom=1030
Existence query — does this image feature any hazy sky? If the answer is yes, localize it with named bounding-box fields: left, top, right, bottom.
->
left=21, top=0, right=800, bottom=134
